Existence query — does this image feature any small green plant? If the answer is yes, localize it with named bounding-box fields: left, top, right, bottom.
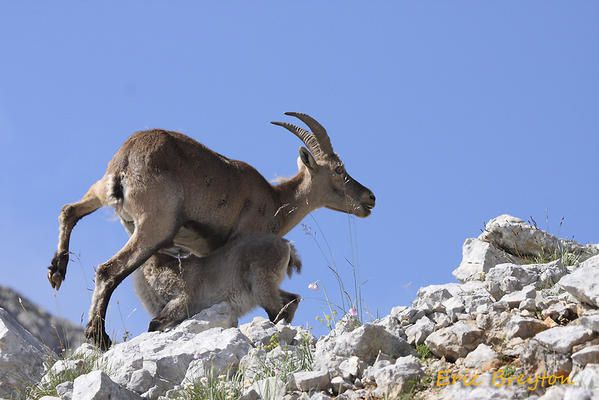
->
left=249, top=333, right=314, bottom=383
left=178, top=370, right=244, bottom=400
left=315, top=309, right=338, bottom=331
left=263, top=332, right=280, bottom=352
left=25, top=349, right=102, bottom=399
left=396, top=373, right=433, bottom=400
left=416, top=343, right=432, bottom=360
left=500, top=365, right=516, bottom=378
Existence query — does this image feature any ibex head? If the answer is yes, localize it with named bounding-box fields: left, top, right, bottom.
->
left=272, top=112, right=376, bottom=218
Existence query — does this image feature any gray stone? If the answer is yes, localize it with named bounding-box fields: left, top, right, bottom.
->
left=100, top=316, right=251, bottom=399
left=239, top=317, right=278, bottom=346
left=485, top=263, right=538, bottom=299
left=505, top=316, right=547, bottom=339
left=538, top=386, right=596, bottom=400
left=405, top=316, right=435, bottom=345
left=330, top=376, right=351, bottom=395
left=479, top=214, right=596, bottom=260
left=519, top=298, right=537, bottom=311
left=453, top=238, right=518, bottom=282
left=56, top=381, right=73, bottom=400
left=372, top=355, right=423, bottom=398
left=338, top=356, right=365, bottom=380
left=239, top=389, right=260, bottom=400
left=572, top=345, right=599, bottom=366
left=314, top=324, right=414, bottom=371
left=292, top=370, right=330, bottom=392
left=498, top=285, right=536, bottom=309
left=559, top=255, right=599, bottom=307
left=534, top=325, right=594, bottom=353
left=430, top=312, right=452, bottom=329
left=463, top=344, right=499, bottom=369
left=310, top=393, right=333, bottom=400
left=412, top=284, right=459, bottom=313
left=72, top=371, right=142, bottom=400
left=573, top=364, right=599, bottom=390
left=424, top=321, right=484, bottom=362
left=249, top=377, right=286, bottom=399
left=442, top=297, right=465, bottom=321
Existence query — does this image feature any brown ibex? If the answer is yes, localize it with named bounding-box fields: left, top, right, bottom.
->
left=134, top=235, right=302, bottom=332
left=48, top=112, right=376, bottom=349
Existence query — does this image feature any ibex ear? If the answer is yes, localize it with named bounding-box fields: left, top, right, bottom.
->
left=298, top=147, right=318, bottom=171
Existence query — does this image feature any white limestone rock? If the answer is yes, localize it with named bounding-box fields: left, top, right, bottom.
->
left=463, top=344, right=499, bottom=369
left=405, top=316, right=435, bottom=345
left=239, top=317, right=278, bottom=346
left=371, top=355, right=423, bottom=398
left=424, top=321, right=484, bottom=362
left=291, top=370, right=331, bottom=392
left=100, top=310, right=251, bottom=399
left=72, top=371, right=142, bottom=400
left=313, top=324, right=414, bottom=372
left=452, top=238, right=519, bottom=282
left=559, top=255, right=599, bottom=308
left=505, top=315, right=547, bottom=339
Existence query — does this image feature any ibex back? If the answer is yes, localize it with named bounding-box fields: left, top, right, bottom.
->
left=48, top=112, right=376, bottom=349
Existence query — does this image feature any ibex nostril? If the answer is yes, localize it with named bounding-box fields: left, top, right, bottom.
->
left=369, top=192, right=376, bottom=203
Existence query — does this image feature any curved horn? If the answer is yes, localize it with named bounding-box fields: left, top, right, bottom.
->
left=270, top=121, right=324, bottom=159
left=285, top=112, right=334, bottom=155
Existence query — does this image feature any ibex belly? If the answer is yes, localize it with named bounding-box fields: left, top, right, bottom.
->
left=172, top=226, right=213, bottom=257
left=172, top=222, right=230, bottom=257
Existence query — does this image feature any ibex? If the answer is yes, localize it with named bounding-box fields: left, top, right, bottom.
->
left=48, top=112, right=376, bottom=349
left=134, top=235, right=302, bottom=332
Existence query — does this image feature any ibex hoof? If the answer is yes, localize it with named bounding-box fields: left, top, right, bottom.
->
left=84, top=325, right=112, bottom=351
left=48, top=251, right=69, bottom=290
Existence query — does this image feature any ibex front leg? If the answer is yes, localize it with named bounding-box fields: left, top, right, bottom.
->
left=49, top=180, right=105, bottom=290
left=86, top=214, right=179, bottom=350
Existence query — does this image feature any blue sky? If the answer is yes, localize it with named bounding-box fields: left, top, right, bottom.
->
left=1, top=2, right=598, bottom=340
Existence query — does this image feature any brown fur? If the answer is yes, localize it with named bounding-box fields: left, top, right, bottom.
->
left=48, top=113, right=375, bottom=349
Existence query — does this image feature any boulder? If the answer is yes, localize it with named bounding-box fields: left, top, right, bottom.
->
left=572, top=345, right=599, bottom=367
left=100, top=304, right=251, bottom=399
left=498, top=285, right=536, bottom=309
left=534, top=325, right=594, bottom=353
left=239, top=317, right=279, bottom=346
left=424, top=321, right=483, bottom=362
left=371, top=355, right=423, bottom=398
left=484, top=263, right=538, bottom=299
left=559, top=255, right=599, bottom=307
left=505, top=315, right=547, bottom=339
left=452, top=238, right=518, bottom=282
left=72, top=371, right=142, bottom=400
left=405, top=316, right=435, bottom=345
left=291, top=370, right=330, bottom=392
left=463, top=344, right=499, bottom=370
left=314, top=324, right=414, bottom=372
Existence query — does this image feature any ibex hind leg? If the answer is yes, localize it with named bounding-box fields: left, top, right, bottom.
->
left=49, top=179, right=106, bottom=290
left=86, top=187, right=182, bottom=349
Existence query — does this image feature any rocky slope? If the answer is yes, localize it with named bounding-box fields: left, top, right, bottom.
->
left=3, top=214, right=599, bottom=399
left=0, top=285, right=83, bottom=354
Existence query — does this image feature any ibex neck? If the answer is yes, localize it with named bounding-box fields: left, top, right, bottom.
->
left=273, top=171, right=320, bottom=236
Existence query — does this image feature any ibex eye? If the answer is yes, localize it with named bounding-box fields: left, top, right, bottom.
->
left=335, top=166, right=344, bottom=175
